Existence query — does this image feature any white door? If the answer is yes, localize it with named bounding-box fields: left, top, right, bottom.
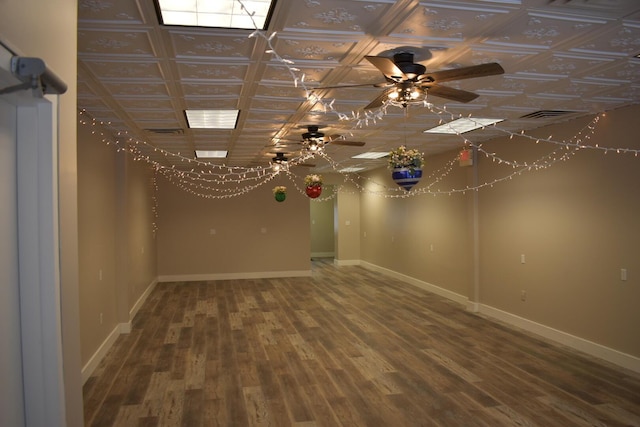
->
left=0, top=97, right=26, bottom=427
left=0, top=52, right=66, bottom=424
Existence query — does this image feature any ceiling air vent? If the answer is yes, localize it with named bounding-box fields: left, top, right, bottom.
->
left=144, top=128, right=185, bottom=135
left=519, top=110, right=577, bottom=120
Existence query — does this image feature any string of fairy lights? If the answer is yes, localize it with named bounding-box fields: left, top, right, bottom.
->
left=79, top=1, right=638, bottom=206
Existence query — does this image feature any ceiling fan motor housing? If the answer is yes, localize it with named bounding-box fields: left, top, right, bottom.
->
left=302, top=125, right=324, bottom=141
left=393, top=52, right=426, bottom=80
left=272, top=152, right=288, bottom=163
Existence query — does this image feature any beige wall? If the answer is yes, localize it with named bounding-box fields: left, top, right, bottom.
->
left=358, top=104, right=640, bottom=361
left=360, top=152, right=472, bottom=296
left=335, top=180, right=362, bottom=263
left=0, top=0, right=82, bottom=424
left=124, top=153, right=158, bottom=309
left=310, top=185, right=335, bottom=256
left=77, top=119, right=157, bottom=367
left=77, top=122, right=119, bottom=364
left=478, top=105, right=640, bottom=357
left=156, top=175, right=311, bottom=276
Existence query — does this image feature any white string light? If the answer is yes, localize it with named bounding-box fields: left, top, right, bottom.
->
left=78, top=3, right=639, bottom=206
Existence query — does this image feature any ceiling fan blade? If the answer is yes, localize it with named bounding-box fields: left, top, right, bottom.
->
left=365, top=56, right=407, bottom=81
left=272, top=143, right=302, bottom=148
left=329, top=140, right=366, bottom=147
left=312, top=82, right=390, bottom=90
left=275, top=139, right=303, bottom=143
left=364, top=88, right=394, bottom=110
left=425, top=62, right=504, bottom=83
left=425, top=84, right=479, bottom=103
left=326, top=134, right=366, bottom=146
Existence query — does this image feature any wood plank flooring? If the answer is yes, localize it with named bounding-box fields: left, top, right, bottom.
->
left=83, top=259, right=640, bottom=426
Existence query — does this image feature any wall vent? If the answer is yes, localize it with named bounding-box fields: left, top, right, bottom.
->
left=519, top=110, right=577, bottom=119
left=144, top=128, right=184, bottom=135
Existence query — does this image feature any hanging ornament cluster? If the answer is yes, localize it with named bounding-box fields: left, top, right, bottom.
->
left=388, top=146, right=425, bottom=191
left=273, top=185, right=287, bottom=202
left=304, top=174, right=323, bottom=198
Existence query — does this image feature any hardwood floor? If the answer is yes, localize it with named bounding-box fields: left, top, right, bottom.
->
left=83, top=259, right=640, bottom=426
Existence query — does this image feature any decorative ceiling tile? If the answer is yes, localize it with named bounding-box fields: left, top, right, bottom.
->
left=281, top=0, right=393, bottom=33
left=102, top=82, right=170, bottom=97
left=82, top=60, right=164, bottom=80
left=116, top=99, right=176, bottom=110
left=183, top=98, right=240, bottom=109
left=391, top=2, right=517, bottom=41
left=75, top=0, right=640, bottom=172
left=78, top=29, right=154, bottom=56
left=484, top=12, right=606, bottom=50
left=255, top=83, right=306, bottom=99
left=128, top=111, right=179, bottom=121
left=271, top=36, right=359, bottom=62
left=168, top=31, right=255, bottom=60
left=568, top=23, right=640, bottom=56
left=78, top=0, right=144, bottom=24
left=76, top=96, right=111, bottom=110
left=176, top=62, right=248, bottom=81
left=181, top=83, right=243, bottom=97
left=262, top=63, right=332, bottom=83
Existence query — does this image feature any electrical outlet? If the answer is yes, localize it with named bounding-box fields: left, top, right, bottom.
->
left=520, top=254, right=526, bottom=264
left=99, top=313, right=103, bottom=324
left=521, top=290, right=527, bottom=301
left=621, top=268, right=628, bottom=281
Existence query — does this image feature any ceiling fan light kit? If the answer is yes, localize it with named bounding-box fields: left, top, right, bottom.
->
left=313, top=51, right=505, bottom=110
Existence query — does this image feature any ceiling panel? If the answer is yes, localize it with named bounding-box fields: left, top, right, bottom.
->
left=76, top=0, right=640, bottom=173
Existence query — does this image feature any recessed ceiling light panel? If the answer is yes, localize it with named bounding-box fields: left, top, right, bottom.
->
left=185, top=109, right=239, bottom=129
left=156, top=0, right=276, bottom=30
left=195, top=150, right=228, bottom=159
left=424, top=118, right=504, bottom=134
left=351, top=152, right=389, bottom=159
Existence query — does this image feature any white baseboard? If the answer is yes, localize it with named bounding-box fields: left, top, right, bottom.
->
left=361, top=260, right=640, bottom=374
left=311, top=252, right=334, bottom=258
left=130, top=278, right=157, bottom=321
left=157, top=270, right=312, bottom=282
left=81, top=278, right=158, bottom=384
left=478, top=304, right=640, bottom=374
left=81, top=324, right=120, bottom=384
left=466, top=301, right=481, bottom=313
left=334, top=259, right=360, bottom=266
left=360, top=261, right=467, bottom=305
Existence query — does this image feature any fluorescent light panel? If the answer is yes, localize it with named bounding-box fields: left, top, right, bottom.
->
left=157, top=0, right=274, bottom=29
left=424, top=118, right=503, bottom=134
left=185, top=109, right=239, bottom=129
left=351, top=152, right=388, bottom=159
left=195, top=150, right=228, bottom=159
left=339, top=167, right=365, bottom=173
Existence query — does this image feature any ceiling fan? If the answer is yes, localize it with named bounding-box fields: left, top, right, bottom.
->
left=276, top=125, right=366, bottom=151
left=267, top=151, right=315, bottom=169
left=314, top=51, right=504, bottom=109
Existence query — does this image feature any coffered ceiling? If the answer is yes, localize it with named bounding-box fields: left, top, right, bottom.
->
left=77, top=0, right=640, bottom=173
